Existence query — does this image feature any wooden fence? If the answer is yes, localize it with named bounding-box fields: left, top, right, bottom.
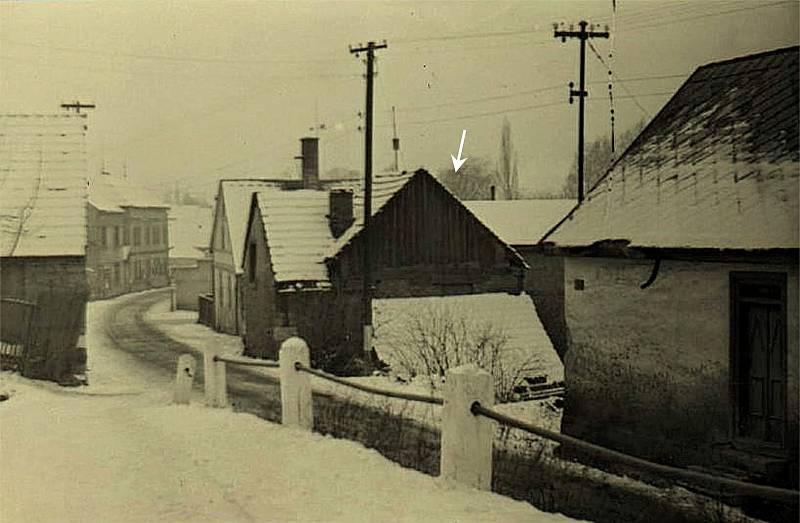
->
left=176, top=336, right=800, bottom=508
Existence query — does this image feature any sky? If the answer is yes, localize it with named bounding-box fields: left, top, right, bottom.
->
left=1, top=0, right=797, bottom=200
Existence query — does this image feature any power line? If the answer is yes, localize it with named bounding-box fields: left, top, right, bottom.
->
left=622, top=0, right=795, bottom=32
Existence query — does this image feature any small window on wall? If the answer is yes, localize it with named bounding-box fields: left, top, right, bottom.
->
left=249, top=243, right=256, bottom=283
left=221, top=226, right=226, bottom=250
left=123, top=227, right=130, bottom=245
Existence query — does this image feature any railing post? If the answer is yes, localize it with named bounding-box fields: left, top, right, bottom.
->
left=174, top=354, right=196, bottom=405
left=215, top=358, right=228, bottom=408
left=204, top=352, right=217, bottom=407
left=279, top=337, right=312, bottom=430
left=441, top=364, right=494, bottom=490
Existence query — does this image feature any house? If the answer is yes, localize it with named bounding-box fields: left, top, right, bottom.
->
left=208, top=137, right=355, bottom=334
left=168, top=204, right=213, bottom=311
left=540, top=47, right=799, bottom=486
left=86, top=173, right=170, bottom=299
left=0, top=114, right=89, bottom=383
left=240, top=141, right=530, bottom=371
left=465, top=199, right=576, bottom=359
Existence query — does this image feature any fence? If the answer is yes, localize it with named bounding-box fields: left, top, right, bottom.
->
left=0, top=298, right=36, bottom=370
left=176, top=336, right=800, bottom=508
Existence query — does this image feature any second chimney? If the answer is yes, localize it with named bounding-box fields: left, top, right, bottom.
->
left=329, top=190, right=354, bottom=239
left=300, top=137, right=319, bottom=189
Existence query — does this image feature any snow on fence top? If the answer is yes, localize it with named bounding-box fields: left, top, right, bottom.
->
left=0, top=114, right=88, bottom=257
left=544, top=46, right=800, bottom=250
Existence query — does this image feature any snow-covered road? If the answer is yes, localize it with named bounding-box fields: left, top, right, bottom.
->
left=0, top=291, right=577, bottom=522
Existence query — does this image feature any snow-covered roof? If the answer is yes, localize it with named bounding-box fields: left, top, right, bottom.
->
left=464, top=199, right=576, bottom=246
left=169, top=204, right=213, bottom=259
left=88, top=173, right=167, bottom=212
left=544, top=46, right=799, bottom=250
left=373, top=293, right=564, bottom=384
left=254, top=189, right=334, bottom=284
left=218, top=180, right=285, bottom=273
left=326, top=172, right=414, bottom=257
left=0, top=114, right=88, bottom=257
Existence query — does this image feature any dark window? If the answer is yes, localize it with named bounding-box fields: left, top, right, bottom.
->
left=153, top=226, right=160, bottom=245
left=123, top=227, right=130, bottom=245
left=100, top=226, right=107, bottom=248
left=221, top=225, right=226, bottom=250
left=133, top=227, right=141, bottom=246
left=249, top=243, right=257, bottom=283
left=114, top=226, right=120, bottom=247
left=145, top=226, right=151, bottom=245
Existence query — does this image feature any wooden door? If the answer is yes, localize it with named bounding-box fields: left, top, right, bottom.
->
left=732, top=273, right=787, bottom=446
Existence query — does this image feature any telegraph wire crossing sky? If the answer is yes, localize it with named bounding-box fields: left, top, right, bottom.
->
left=0, top=0, right=797, bottom=198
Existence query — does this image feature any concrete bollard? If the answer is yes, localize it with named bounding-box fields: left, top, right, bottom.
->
left=174, top=354, right=196, bottom=405
left=441, top=364, right=494, bottom=490
left=203, top=351, right=218, bottom=407
left=279, top=337, right=312, bottom=430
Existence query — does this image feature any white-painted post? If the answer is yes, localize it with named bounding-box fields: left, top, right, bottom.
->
left=215, top=359, right=228, bottom=408
left=279, top=337, right=312, bottom=430
left=441, top=364, right=494, bottom=491
left=174, top=354, right=196, bottom=405
left=203, top=351, right=217, bottom=407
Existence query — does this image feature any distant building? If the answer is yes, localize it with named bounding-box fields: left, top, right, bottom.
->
left=240, top=143, right=530, bottom=369
left=0, top=114, right=89, bottom=383
left=168, top=204, right=213, bottom=311
left=86, top=174, right=170, bottom=299
left=465, top=199, right=576, bottom=359
left=541, top=47, right=799, bottom=486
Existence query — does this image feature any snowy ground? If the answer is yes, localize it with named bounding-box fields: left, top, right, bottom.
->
left=144, top=299, right=563, bottom=434
left=0, top=293, right=578, bottom=522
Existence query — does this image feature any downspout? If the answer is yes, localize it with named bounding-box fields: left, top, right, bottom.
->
left=640, top=257, right=662, bottom=289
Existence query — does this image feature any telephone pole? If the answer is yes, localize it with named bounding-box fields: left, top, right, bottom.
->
left=391, top=106, right=400, bottom=172
left=554, top=21, right=609, bottom=202
left=60, top=101, right=96, bottom=114
left=349, top=40, right=387, bottom=354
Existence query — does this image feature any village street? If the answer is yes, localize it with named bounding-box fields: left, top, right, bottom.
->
left=0, top=290, right=577, bottom=523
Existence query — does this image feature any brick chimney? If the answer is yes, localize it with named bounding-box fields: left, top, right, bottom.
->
left=300, top=137, right=319, bottom=189
left=328, top=189, right=354, bottom=239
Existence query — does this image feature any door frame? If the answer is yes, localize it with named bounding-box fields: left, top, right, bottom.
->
left=729, top=271, right=788, bottom=449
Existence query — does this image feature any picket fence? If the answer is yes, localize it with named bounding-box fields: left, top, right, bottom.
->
left=174, top=337, right=799, bottom=505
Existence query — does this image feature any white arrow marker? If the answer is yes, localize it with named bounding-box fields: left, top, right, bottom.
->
left=450, top=129, right=468, bottom=173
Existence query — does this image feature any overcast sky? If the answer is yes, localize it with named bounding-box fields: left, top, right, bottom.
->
left=1, top=0, right=797, bottom=199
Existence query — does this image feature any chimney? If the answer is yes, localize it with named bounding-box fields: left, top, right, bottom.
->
left=490, top=185, right=496, bottom=200
left=328, top=189, right=354, bottom=239
left=299, top=137, right=319, bottom=189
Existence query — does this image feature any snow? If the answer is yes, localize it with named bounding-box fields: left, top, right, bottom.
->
left=463, top=200, right=576, bottom=246
left=1, top=295, right=578, bottom=522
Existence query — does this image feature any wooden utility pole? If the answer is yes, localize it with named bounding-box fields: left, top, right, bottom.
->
left=349, top=40, right=387, bottom=354
left=391, top=106, right=400, bottom=172
left=60, top=101, right=96, bottom=114
left=554, top=21, right=609, bottom=202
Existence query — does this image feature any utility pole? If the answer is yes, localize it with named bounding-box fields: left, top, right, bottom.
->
left=391, top=106, right=400, bottom=172
left=554, top=21, right=609, bottom=202
left=60, top=101, right=96, bottom=114
left=349, top=40, right=387, bottom=355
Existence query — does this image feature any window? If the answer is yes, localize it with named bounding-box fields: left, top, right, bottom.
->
left=249, top=243, right=257, bottom=282
left=221, top=225, right=226, bottom=250
left=123, top=226, right=130, bottom=246
left=100, top=226, right=107, bottom=248
left=114, top=226, right=121, bottom=247
left=133, top=227, right=141, bottom=246
left=145, top=226, right=151, bottom=245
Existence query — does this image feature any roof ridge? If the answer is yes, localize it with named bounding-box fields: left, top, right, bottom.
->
left=696, top=45, right=798, bottom=71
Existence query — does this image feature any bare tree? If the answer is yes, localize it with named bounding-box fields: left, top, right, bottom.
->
left=379, top=303, right=537, bottom=402
left=435, top=157, right=495, bottom=200
left=495, top=117, right=520, bottom=200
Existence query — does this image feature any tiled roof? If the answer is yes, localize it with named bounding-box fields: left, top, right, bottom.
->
left=326, top=172, right=415, bottom=257
left=88, top=173, right=167, bottom=212
left=219, top=179, right=286, bottom=273
left=168, top=204, right=213, bottom=259
left=544, top=46, right=799, bottom=250
left=0, top=114, right=88, bottom=257
left=464, top=199, right=576, bottom=246
left=254, top=189, right=334, bottom=284
left=373, top=293, right=564, bottom=384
